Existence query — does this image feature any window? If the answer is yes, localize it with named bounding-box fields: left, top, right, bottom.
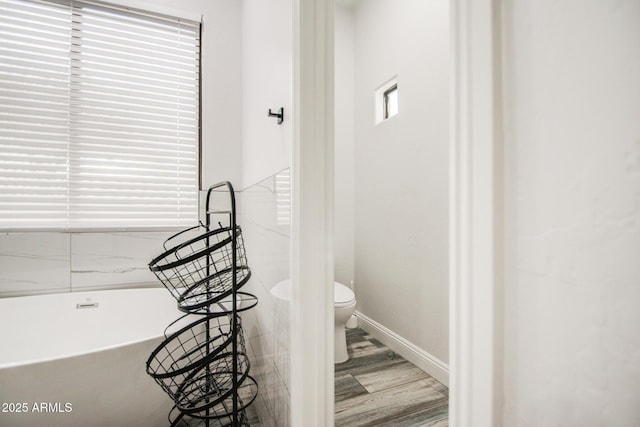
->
left=383, top=84, right=398, bottom=119
left=375, top=76, right=398, bottom=124
left=0, top=0, right=201, bottom=230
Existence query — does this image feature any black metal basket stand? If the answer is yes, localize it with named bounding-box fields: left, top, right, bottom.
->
left=147, top=181, right=258, bottom=427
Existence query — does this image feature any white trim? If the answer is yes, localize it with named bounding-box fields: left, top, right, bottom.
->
left=355, top=311, right=449, bottom=387
left=291, top=0, right=334, bottom=426
left=450, top=0, right=501, bottom=426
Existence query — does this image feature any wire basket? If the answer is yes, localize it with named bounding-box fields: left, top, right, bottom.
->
left=146, top=313, right=237, bottom=387
left=149, top=225, right=251, bottom=312
left=167, top=349, right=251, bottom=415
left=161, top=223, right=209, bottom=251
left=184, top=291, right=259, bottom=316
left=168, top=406, right=250, bottom=427
left=175, top=372, right=258, bottom=420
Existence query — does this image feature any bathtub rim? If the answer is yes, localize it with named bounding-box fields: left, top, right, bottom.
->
left=0, top=287, right=181, bottom=370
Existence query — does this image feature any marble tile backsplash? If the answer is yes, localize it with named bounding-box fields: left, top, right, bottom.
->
left=70, top=232, right=173, bottom=290
left=0, top=231, right=175, bottom=297
left=0, top=233, right=71, bottom=295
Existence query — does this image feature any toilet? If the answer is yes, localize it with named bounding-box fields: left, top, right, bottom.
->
left=333, top=281, right=356, bottom=363
left=270, top=280, right=357, bottom=364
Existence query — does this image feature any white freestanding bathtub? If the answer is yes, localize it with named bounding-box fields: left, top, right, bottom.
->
left=0, top=288, right=184, bottom=427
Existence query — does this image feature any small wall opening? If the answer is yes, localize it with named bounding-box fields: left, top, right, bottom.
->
left=375, top=77, right=399, bottom=124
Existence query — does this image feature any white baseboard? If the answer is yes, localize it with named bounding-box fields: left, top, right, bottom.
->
left=354, top=310, right=449, bottom=387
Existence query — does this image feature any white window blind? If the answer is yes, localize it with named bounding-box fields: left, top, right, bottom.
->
left=0, top=0, right=200, bottom=230
left=275, top=168, right=290, bottom=226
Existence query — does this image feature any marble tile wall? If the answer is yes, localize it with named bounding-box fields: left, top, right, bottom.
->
left=238, top=170, right=291, bottom=427
left=70, top=232, right=175, bottom=291
left=0, top=231, right=177, bottom=297
left=0, top=233, right=71, bottom=295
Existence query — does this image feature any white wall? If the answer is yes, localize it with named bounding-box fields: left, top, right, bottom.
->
left=241, top=0, right=293, bottom=189
left=334, top=4, right=355, bottom=286
left=335, top=0, right=449, bottom=363
left=501, top=1, right=640, bottom=425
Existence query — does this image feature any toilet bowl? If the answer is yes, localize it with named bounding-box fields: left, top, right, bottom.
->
left=270, top=280, right=356, bottom=364
left=334, top=281, right=356, bottom=363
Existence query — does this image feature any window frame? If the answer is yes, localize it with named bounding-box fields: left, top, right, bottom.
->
left=374, top=76, right=399, bottom=125
left=383, top=83, right=398, bottom=120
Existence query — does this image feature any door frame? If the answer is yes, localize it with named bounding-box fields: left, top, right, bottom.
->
left=290, top=0, right=335, bottom=425
left=449, top=0, right=502, bottom=425
left=290, top=0, right=501, bottom=425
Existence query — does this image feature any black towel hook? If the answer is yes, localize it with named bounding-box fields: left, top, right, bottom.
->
left=268, top=107, right=284, bottom=125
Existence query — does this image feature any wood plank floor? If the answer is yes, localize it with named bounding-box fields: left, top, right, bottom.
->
left=335, top=328, right=449, bottom=427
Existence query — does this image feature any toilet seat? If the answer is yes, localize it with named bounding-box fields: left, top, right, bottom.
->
left=334, top=281, right=355, bottom=307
